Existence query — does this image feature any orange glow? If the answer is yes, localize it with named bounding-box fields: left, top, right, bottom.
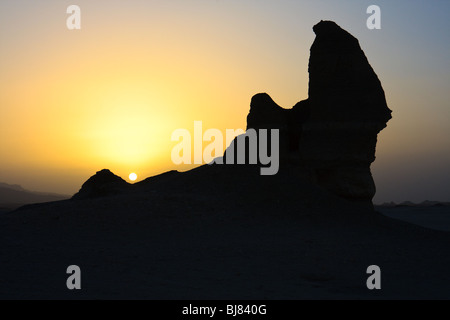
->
left=0, top=3, right=310, bottom=195
left=1, top=1, right=449, bottom=203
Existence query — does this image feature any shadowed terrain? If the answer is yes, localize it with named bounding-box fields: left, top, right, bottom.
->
left=1, top=165, right=450, bottom=299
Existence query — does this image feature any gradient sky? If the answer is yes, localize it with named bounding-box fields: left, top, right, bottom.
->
left=1, top=0, right=449, bottom=203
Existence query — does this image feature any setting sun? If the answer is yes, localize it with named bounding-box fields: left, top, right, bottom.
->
left=129, top=173, right=137, bottom=181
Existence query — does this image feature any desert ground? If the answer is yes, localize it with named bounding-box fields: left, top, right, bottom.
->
left=1, top=166, right=449, bottom=299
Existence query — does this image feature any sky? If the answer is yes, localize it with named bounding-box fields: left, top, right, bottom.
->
left=0, top=0, right=449, bottom=203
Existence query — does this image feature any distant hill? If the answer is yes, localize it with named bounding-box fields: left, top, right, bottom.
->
left=0, top=182, right=25, bottom=192
left=376, top=200, right=450, bottom=208
left=0, top=183, right=70, bottom=212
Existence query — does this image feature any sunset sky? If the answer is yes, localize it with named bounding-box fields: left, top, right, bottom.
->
left=1, top=0, right=449, bottom=203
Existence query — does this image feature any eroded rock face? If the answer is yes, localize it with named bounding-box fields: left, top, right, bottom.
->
left=241, top=20, right=391, bottom=205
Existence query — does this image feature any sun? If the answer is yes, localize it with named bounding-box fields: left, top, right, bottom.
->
left=129, top=172, right=137, bottom=181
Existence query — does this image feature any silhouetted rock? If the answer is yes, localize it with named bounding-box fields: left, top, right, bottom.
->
left=72, top=169, right=130, bottom=200
left=222, top=93, right=310, bottom=166
left=233, top=20, right=391, bottom=206
left=247, top=93, right=310, bottom=159
left=74, top=21, right=391, bottom=208
left=301, top=20, right=391, bottom=204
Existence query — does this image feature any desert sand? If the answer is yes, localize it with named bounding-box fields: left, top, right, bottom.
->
left=1, top=165, right=449, bottom=299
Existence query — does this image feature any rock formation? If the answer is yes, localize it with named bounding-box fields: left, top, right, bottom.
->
left=72, top=169, right=129, bottom=200
left=74, top=21, right=391, bottom=207
left=238, top=20, right=392, bottom=205
left=246, top=93, right=310, bottom=161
